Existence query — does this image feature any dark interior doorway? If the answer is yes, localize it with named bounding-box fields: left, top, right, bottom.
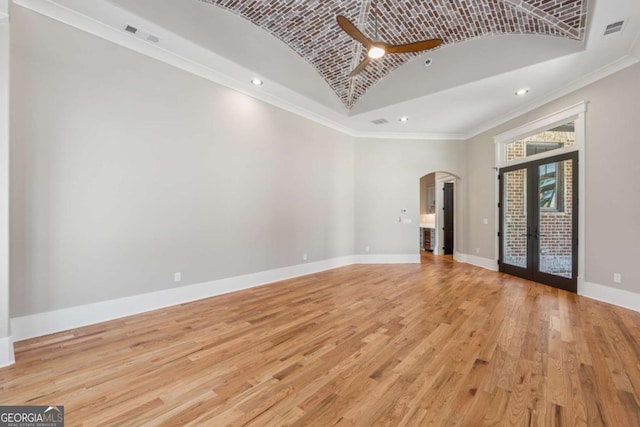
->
left=443, top=182, right=454, bottom=255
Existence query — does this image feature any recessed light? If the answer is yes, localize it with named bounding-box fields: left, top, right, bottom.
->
left=399, top=116, right=409, bottom=122
left=251, top=78, right=263, bottom=86
left=515, top=88, right=529, bottom=96
left=424, top=58, right=433, bottom=67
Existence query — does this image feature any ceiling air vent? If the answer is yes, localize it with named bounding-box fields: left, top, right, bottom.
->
left=125, top=25, right=138, bottom=34
left=371, top=118, right=388, bottom=125
left=604, top=20, right=625, bottom=36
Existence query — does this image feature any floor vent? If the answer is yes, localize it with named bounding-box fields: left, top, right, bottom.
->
left=604, top=20, right=625, bottom=36
left=371, top=118, right=388, bottom=125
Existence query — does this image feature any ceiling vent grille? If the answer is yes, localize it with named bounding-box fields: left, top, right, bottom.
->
left=371, top=118, right=388, bottom=125
left=604, top=20, right=625, bottom=36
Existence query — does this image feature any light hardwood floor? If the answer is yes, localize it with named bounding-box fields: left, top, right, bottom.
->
left=2, top=257, right=640, bottom=426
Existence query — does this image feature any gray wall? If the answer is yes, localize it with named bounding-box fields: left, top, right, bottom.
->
left=10, top=8, right=354, bottom=316
left=465, top=63, right=640, bottom=294
left=354, top=138, right=466, bottom=255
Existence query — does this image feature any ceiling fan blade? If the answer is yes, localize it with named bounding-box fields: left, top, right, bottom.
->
left=337, top=15, right=372, bottom=49
left=384, top=39, right=443, bottom=54
left=349, top=57, right=371, bottom=77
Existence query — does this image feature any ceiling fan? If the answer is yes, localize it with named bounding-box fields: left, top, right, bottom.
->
left=337, top=3, right=443, bottom=77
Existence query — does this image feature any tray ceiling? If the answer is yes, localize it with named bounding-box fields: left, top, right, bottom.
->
left=201, top=0, right=588, bottom=109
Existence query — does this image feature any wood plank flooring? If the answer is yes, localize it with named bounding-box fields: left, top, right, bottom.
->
left=2, top=256, right=640, bottom=426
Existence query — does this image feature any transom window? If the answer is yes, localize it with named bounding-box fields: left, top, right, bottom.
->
left=505, top=122, right=575, bottom=162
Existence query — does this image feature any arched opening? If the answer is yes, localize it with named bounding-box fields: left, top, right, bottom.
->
left=419, top=171, right=461, bottom=263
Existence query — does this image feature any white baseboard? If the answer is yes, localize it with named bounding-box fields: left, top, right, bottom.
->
left=462, top=254, right=498, bottom=271
left=0, top=336, right=14, bottom=367
left=22, top=254, right=635, bottom=347
left=454, top=251, right=466, bottom=263
left=10, top=255, right=355, bottom=342
left=353, top=254, right=420, bottom=264
left=580, top=281, right=640, bottom=313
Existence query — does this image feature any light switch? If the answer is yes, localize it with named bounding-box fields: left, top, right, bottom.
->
left=483, top=218, right=489, bottom=225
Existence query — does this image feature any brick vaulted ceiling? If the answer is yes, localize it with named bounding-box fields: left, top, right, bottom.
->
left=200, top=0, right=588, bottom=109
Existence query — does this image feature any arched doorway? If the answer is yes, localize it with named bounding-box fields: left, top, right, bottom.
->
left=419, top=171, right=460, bottom=263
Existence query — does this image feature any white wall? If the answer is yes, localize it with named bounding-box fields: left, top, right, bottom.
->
left=354, top=138, right=466, bottom=255
left=9, top=7, right=354, bottom=317
left=465, top=63, right=640, bottom=295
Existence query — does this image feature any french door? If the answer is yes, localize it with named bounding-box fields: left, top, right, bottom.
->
left=499, top=152, right=578, bottom=292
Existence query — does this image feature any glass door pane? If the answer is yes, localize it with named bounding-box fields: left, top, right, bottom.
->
left=502, top=168, right=528, bottom=269
left=500, top=151, right=577, bottom=293
left=537, top=158, right=574, bottom=279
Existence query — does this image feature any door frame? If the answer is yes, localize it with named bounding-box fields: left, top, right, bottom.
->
left=498, top=152, right=578, bottom=292
left=494, top=101, right=586, bottom=293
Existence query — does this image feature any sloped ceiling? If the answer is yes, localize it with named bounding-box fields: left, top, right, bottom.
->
left=202, top=0, right=588, bottom=108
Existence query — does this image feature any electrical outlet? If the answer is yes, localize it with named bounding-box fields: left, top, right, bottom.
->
left=174, top=272, right=181, bottom=282
left=613, top=273, right=622, bottom=284
left=365, top=246, right=370, bottom=253
left=303, top=253, right=308, bottom=261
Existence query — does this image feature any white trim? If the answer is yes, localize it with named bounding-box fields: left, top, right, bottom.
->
left=10, top=254, right=423, bottom=342
left=454, top=251, right=466, bottom=263
left=12, top=0, right=357, bottom=136
left=464, top=254, right=499, bottom=271
left=11, top=0, right=469, bottom=142
left=466, top=56, right=637, bottom=139
left=11, top=256, right=354, bottom=341
left=0, top=14, right=10, bottom=367
left=351, top=131, right=468, bottom=141
left=14, top=1, right=636, bottom=143
left=495, top=145, right=578, bottom=169
left=494, top=102, right=587, bottom=159
left=0, top=336, right=14, bottom=367
left=353, top=254, right=420, bottom=264
left=580, top=282, right=640, bottom=313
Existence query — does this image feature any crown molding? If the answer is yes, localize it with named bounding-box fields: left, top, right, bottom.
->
left=14, top=0, right=639, bottom=143
left=465, top=54, right=639, bottom=139
left=351, top=130, right=468, bottom=141
left=12, top=0, right=471, bottom=142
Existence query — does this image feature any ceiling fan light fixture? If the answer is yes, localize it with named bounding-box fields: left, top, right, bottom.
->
left=368, top=46, right=386, bottom=59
